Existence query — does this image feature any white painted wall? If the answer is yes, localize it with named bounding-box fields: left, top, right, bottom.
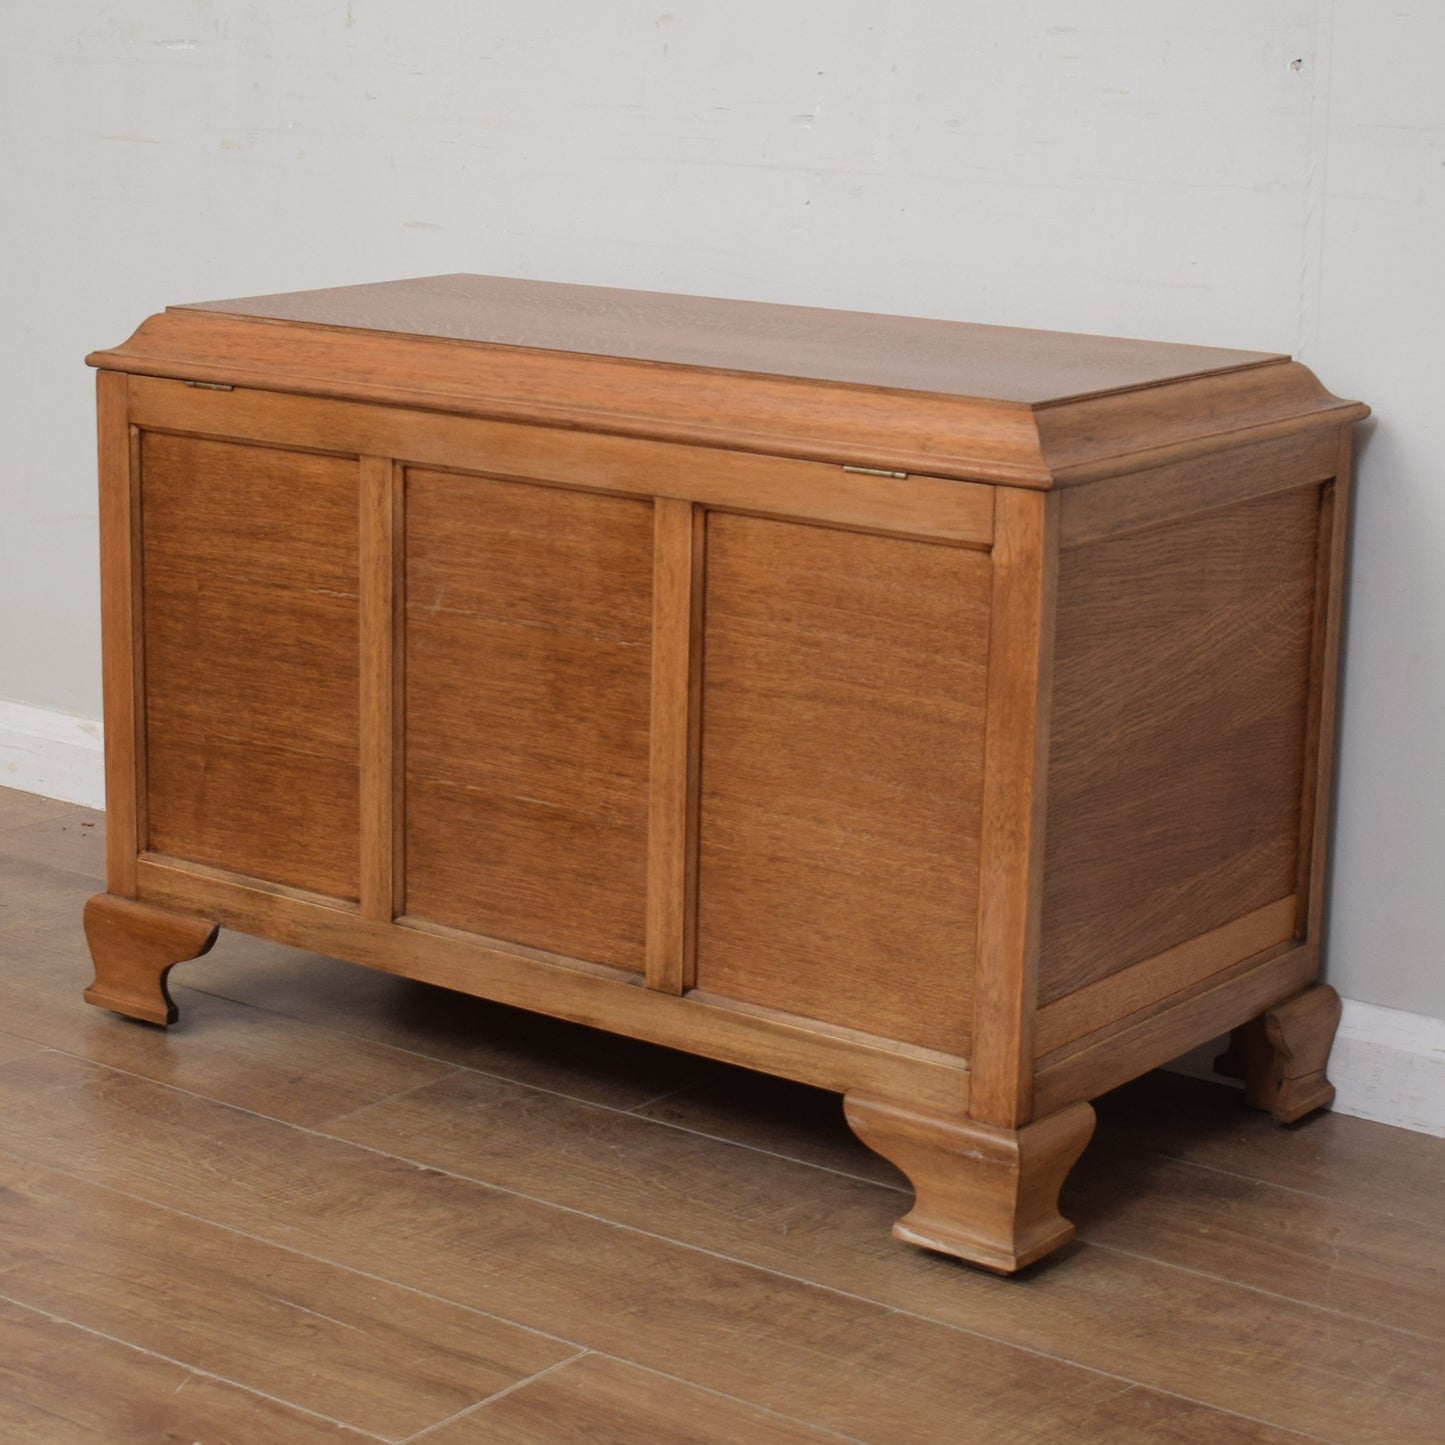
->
left=2, top=4, right=1442, bottom=1031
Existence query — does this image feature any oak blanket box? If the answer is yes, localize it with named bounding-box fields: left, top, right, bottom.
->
left=82, top=276, right=1367, bottom=1272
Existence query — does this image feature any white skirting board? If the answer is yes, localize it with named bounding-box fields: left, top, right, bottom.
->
left=3, top=700, right=1442, bottom=1137
left=1167, top=1002, right=1445, bottom=1138
left=0, top=700, right=105, bottom=810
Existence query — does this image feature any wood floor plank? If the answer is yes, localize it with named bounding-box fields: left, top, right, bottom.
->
left=437, top=1352, right=1304, bottom=1444
left=1095, top=1072, right=1445, bottom=1234
left=420, top=1353, right=853, bottom=1445
left=184, top=934, right=723, bottom=1109
left=0, top=929, right=463, bottom=1129
left=0, top=817, right=717, bottom=1117
left=0, top=1051, right=1309, bottom=1445
left=1, top=798, right=1440, bottom=1443
left=316, top=1068, right=1445, bottom=1443
left=0, top=852, right=97, bottom=944
left=1067, top=1139, right=1445, bottom=1340
left=0, top=1296, right=373, bottom=1443
left=0, top=1031, right=49, bottom=1068
left=0, top=806, right=104, bottom=877
left=0, top=1148, right=573, bottom=1440
left=0, top=785, right=77, bottom=830
left=634, top=1066, right=908, bottom=1187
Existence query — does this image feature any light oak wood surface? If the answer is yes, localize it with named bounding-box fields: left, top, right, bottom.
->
left=7, top=788, right=1445, bottom=1442
left=84, top=277, right=1368, bottom=1276
left=1041, top=484, right=1320, bottom=1004
left=139, top=431, right=361, bottom=897
left=180, top=272, right=1286, bottom=402
left=0, top=1297, right=372, bottom=1443
left=843, top=1093, right=1095, bottom=1272
left=82, top=894, right=217, bottom=1026
left=92, top=277, right=1367, bottom=485
left=401, top=468, right=653, bottom=966
left=424, top=1354, right=851, bottom=1444
left=694, top=512, right=989, bottom=1056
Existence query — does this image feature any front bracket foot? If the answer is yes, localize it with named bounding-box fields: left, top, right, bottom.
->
left=1215, top=983, right=1342, bottom=1123
left=843, top=1094, right=1096, bottom=1274
left=83, top=894, right=219, bottom=1026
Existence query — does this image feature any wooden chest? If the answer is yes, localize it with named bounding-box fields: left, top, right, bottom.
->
left=84, top=276, right=1367, bottom=1272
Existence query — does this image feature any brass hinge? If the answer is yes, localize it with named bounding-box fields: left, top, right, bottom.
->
left=183, top=380, right=234, bottom=391
left=841, top=464, right=907, bottom=479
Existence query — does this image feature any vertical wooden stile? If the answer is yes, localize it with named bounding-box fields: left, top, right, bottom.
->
left=645, top=499, right=705, bottom=994
left=97, top=371, right=143, bottom=896
left=969, top=487, right=1058, bottom=1129
left=1296, top=445, right=1353, bottom=943
left=391, top=465, right=407, bottom=919
left=359, top=456, right=400, bottom=921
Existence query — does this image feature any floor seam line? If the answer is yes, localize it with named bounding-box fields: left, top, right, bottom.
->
left=585, top=1350, right=877, bottom=1445
left=398, top=1350, right=587, bottom=1443
left=0, top=1140, right=587, bottom=1355
left=0, top=1290, right=391, bottom=1441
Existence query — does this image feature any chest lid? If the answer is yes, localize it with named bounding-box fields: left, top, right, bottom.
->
left=89, top=273, right=1367, bottom=486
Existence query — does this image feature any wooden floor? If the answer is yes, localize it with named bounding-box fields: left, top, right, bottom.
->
left=0, top=785, right=1442, bottom=1443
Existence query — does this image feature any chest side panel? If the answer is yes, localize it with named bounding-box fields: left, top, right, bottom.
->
left=1040, top=483, right=1323, bottom=1010
left=693, top=514, right=990, bottom=1056
left=402, top=468, right=654, bottom=969
left=139, top=433, right=361, bottom=898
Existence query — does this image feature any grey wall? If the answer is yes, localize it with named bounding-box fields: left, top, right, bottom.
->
left=2, top=2, right=1440, bottom=1017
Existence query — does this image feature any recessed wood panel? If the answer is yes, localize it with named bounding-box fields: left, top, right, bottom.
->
left=403, top=470, right=653, bottom=968
left=694, top=515, right=990, bottom=1055
left=140, top=433, right=360, bottom=898
left=1040, top=485, right=1322, bottom=1005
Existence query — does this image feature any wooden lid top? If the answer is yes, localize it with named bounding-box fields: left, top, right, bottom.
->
left=179, top=273, right=1281, bottom=408
left=89, top=274, right=1367, bottom=487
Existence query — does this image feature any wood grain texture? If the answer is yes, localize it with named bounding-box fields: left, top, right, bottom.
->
left=645, top=500, right=704, bottom=994
left=1221, top=983, right=1343, bottom=1123
left=94, top=304, right=1366, bottom=487
left=694, top=514, right=990, bottom=1056
left=0, top=1051, right=1345, bottom=1445
left=3, top=952, right=462, bottom=1136
left=179, top=272, right=1285, bottom=403
left=431, top=1354, right=845, bottom=1445
left=1093, top=1066, right=1445, bottom=1236
left=1040, top=484, right=1322, bottom=1005
left=1298, top=462, right=1352, bottom=943
left=1034, top=942, right=1318, bottom=1114
left=135, top=855, right=970, bottom=1113
left=82, top=893, right=218, bottom=1026
left=1035, top=363, right=1364, bottom=485
left=0, top=788, right=77, bottom=831
left=96, top=370, right=140, bottom=896
left=0, top=1296, right=371, bottom=1442
left=844, top=1094, right=1095, bottom=1273
left=403, top=469, right=653, bottom=968
left=0, top=808, right=104, bottom=880
left=281, top=1053, right=1442, bottom=1442
left=11, top=806, right=1438, bottom=1444
left=126, top=376, right=998, bottom=547
left=358, top=456, right=401, bottom=921
left=1058, top=428, right=1338, bottom=547
left=90, top=279, right=1367, bottom=1284
left=1069, top=1134, right=1445, bottom=1345
left=1035, top=897, right=1298, bottom=1057
left=139, top=432, right=360, bottom=898
left=968, top=488, right=1055, bottom=1127
left=178, top=945, right=719, bottom=1113
left=0, top=1153, right=573, bottom=1440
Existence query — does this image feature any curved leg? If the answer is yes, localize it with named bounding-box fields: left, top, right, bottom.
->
left=1215, top=983, right=1341, bottom=1123
left=843, top=1094, right=1095, bottom=1274
left=83, top=894, right=219, bottom=1026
